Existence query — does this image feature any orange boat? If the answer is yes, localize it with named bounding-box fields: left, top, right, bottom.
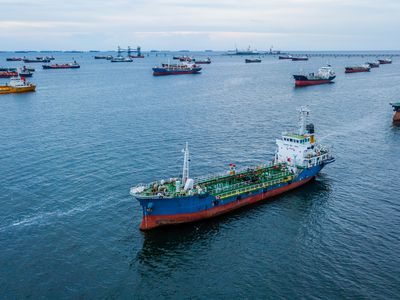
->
left=0, top=77, right=36, bottom=94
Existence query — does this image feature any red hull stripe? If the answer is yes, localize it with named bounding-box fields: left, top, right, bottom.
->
left=140, top=177, right=313, bottom=230
left=295, top=80, right=332, bottom=86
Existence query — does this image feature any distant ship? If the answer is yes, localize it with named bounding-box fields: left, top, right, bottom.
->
left=293, top=66, right=336, bottom=86
left=228, top=46, right=260, bottom=56
left=128, top=46, right=144, bottom=58
left=279, top=55, right=292, bottom=60
left=110, top=46, right=133, bottom=62
left=42, top=61, right=80, bottom=69
left=0, top=71, right=18, bottom=78
left=152, top=63, right=202, bottom=76
left=345, top=65, right=371, bottom=73
left=245, top=58, right=262, bottom=63
left=130, top=107, right=335, bottom=230
left=366, top=61, right=380, bottom=68
left=292, top=56, right=309, bottom=61
left=194, top=58, right=211, bottom=64
left=378, top=58, right=392, bottom=64
left=94, top=55, right=108, bottom=59
left=6, top=57, right=23, bottom=61
left=23, top=57, right=51, bottom=63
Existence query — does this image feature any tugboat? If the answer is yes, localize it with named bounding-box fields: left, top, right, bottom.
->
left=292, top=56, right=309, bottom=61
left=194, top=57, right=211, bottom=64
left=130, top=107, right=334, bottom=230
left=6, top=57, right=23, bottom=61
left=390, top=102, right=400, bottom=123
left=378, top=58, right=392, bottom=64
left=0, top=77, right=36, bottom=94
left=293, top=66, right=335, bottom=86
left=366, top=61, right=380, bottom=68
left=345, top=64, right=371, bottom=73
left=152, top=63, right=202, bottom=76
left=18, top=67, right=33, bottom=77
left=245, top=58, right=262, bottom=63
left=42, top=61, right=80, bottom=69
left=110, top=47, right=133, bottom=62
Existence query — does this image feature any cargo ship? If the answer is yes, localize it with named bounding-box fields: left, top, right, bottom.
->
left=152, top=63, right=202, bottom=76
left=293, top=66, right=336, bottom=86
left=130, top=107, right=335, bottom=230
left=0, top=77, right=36, bottom=94
left=378, top=58, right=392, bottom=64
left=6, top=57, right=22, bottom=61
left=292, top=56, right=308, bottom=61
left=345, top=65, right=370, bottom=73
left=42, top=61, right=80, bottom=69
left=23, top=57, right=51, bottom=63
left=245, top=58, right=262, bottom=63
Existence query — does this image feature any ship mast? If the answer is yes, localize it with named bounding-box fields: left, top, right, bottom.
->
left=182, top=142, right=189, bottom=184
left=298, top=106, right=310, bottom=135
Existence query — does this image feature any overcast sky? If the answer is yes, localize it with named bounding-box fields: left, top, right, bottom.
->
left=1, top=0, right=399, bottom=51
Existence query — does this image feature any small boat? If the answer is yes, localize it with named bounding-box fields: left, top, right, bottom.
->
left=279, top=55, right=292, bottom=60
left=366, top=61, right=380, bottom=68
left=245, top=58, right=262, bottom=63
left=0, top=77, right=36, bottom=94
left=173, top=56, right=181, bottom=60
left=345, top=65, right=371, bottom=73
left=94, top=55, right=108, bottom=59
left=23, top=57, right=51, bottom=63
left=152, top=63, right=202, bottom=76
left=194, top=58, right=211, bottom=64
left=293, top=66, right=336, bottom=86
left=106, top=55, right=113, bottom=60
left=378, top=58, right=392, bottom=64
left=0, top=71, right=18, bottom=78
left=42, top=61, right=80, bottom=69
left=6, top=57, right=22, bottom=61
left=292, top=56, right=309, bottom=61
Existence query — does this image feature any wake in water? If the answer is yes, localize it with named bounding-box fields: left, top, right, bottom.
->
left=0, top=196, right=127, bottom=232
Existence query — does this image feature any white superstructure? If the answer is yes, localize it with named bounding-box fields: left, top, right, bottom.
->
left=275, top=107, right=332, bottom=169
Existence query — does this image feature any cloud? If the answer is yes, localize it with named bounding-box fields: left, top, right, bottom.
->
left=0, top=0, right=399, bottom=50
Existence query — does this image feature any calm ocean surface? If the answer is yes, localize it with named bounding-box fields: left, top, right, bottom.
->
left=0, top=51, right=399, bottom=299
